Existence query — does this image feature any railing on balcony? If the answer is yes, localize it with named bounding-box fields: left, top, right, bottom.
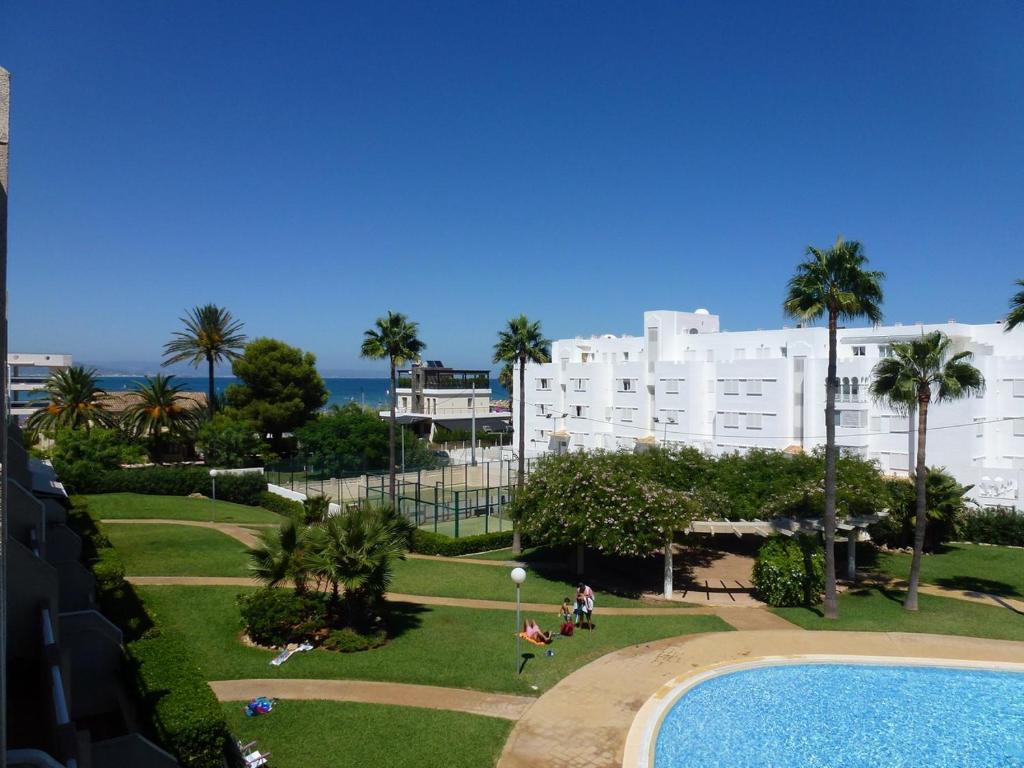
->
left=397, top=372, right=490, bottom=390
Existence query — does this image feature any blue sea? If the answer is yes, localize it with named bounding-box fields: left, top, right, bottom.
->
left=96, top=376, right=508, bottom=408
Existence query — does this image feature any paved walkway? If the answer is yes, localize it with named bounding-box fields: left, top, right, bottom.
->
left=498, top=630, right=1024, bottom=768
left=100, top=518, right=264, bottom=548
left=857, top=574, right=1024, bottom=615
left=210, top=678, right=534, bottom=721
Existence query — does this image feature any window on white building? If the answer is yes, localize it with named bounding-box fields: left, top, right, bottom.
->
left=781, top=346, right=788, bottom=358
left=852, top=345, right=866, bottom=356
left=661, top=409, right=679, bottom=424
left=647, top=327, right=658, bottom=343
left=535, top=403, right=547, bottom=416
left=623, top=351, right=630, bottom=361
left=572, top=378, right=588, bottom=392
left=723, top=379, right=739, bottom=396
left=975, top=418, right=985, bottom=437
left=722, top=412, right=740, bottom=429
left=707, top=410, right=714, bottom=424
left=707, top=379, right=715, bottom=394
left=534, top=429, right=547, bottom=441
left=878, top=345, right=891, bottom=358
left=880, top=415, right=891, bottom=433
left=537, top=378, right=550, bottom=391
left=665, top=378, right=679, bottom=394
left=1013, top=380, right=1024, bottom=398
left=1014, top=418, right=1024, bottom=437
left=619, top=378, right=636, bottom=392
left=746, top=413, right=763, bottom=430
left=572, top=405, right=588, bottom=418
left=616, top=407, right=634, bottom=423
left=840, top=411, right=867, bottom=428
left=746, top=379, right=762, bottom=396
left=870, top=416, right=881, bottom=432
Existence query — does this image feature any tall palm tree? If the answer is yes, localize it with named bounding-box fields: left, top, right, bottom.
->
left=123, top=374, right=200, bottom=461
left=360, top=312, right=425, bottom=501
left=248, top=519, right=311, bottom=593
left=870, top=331, right=983, bottom=610
left=493, top=315, right=550, bottom=555
left=783, top=237, right=884, bottom=619
left=26, top=366, right=113, bottom=433
left=1004, top=279, right=1024, bottom=332
left=162, top=304, right=246, bottom=416
left=305, top=504, right=408, bottom=629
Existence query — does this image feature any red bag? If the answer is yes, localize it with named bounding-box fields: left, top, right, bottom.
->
left=560, top=621, right=574, bottom=636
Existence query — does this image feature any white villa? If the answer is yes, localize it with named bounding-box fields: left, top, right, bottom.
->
left=516, top=309, right=1024, bottom=510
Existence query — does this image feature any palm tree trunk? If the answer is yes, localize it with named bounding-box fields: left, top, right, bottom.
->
left=513, top=353, right=526, bottom=555
left=207, top=353, right=216, bottom=416
left=822, top=311, right=839, bottom=619
left=389, top=360, right=397, bottom=503
left=904, top=397, right=929, bottom=611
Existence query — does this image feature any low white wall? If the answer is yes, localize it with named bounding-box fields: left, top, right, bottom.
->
left=267, top=483, right=343, bottom=516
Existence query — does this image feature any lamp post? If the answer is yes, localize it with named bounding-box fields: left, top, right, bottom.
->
left=470, top=382, right=477, bottom=467
left=510, top=567, right=527, bottom=674
left=209, top=469, right=218, bottom=523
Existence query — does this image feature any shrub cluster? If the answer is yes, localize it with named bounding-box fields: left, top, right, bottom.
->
left=322, top=627, right=387, bottom=653
left=259, top=490, right=306, bottom=521
left=410, top=529, right=515, bottom=556
left=958, top=508, right=1024, bottom=548
left=63, top=465, right=265, bottom=505
left=237, top=588, right=327, bottom=647
left=67, top=499, right=230, bottom=768
left=751, top=536, right=825, bottom=607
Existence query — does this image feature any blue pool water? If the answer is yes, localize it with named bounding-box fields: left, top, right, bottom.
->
left=654, top=663, right=1024, bottom=767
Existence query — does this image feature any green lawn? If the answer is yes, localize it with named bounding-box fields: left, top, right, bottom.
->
left=103, top=524, right=252, bottom=577
left=418, top=514, right=512, bottom=537
left=774, top=586, right=1024, bottom=642
left=224, top=700, right=511, bottom=768
left=874, top=543, right=1024, bottom=597
left=390, top=557, right=680, bottom=608
left=465, top=547, right=561, bottom=562
left=80, top=493, right=285, bottom=524
left=137, top=585, right=730, bottom=695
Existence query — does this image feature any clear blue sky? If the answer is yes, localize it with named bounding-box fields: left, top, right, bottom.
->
left=4, top=1, right=1022, bottom=374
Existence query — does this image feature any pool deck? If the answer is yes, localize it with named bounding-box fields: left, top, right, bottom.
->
left=496, top=630, right=1024, bottom=768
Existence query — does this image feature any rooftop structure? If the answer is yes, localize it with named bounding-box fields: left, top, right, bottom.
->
left=517, top=308, right=1024, bottom=510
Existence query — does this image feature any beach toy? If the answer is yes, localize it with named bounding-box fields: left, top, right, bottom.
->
left=245, top=697, right=275, bottom=717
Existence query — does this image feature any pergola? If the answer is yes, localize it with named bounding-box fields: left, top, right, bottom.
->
left=685, top=511, right=890, bottom=580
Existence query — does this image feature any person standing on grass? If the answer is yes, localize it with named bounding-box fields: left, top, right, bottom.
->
left=575, top=582, right=594, bottom=630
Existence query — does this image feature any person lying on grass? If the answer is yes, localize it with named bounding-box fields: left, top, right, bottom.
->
left=521, top=618, right=553, bottom=644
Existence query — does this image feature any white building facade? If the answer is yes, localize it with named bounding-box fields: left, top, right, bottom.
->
left=516, top=309, right=1024, bottom=510
left=7, top=353, right=72, bottom=423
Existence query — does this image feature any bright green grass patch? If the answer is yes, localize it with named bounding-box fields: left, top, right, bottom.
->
left=466, top=547, right=559, bottom=562
left=81, top=493, right=285, bottom=524
left=102, top=524, right=251, bottom=577
left=418, top=515, right=513, bottom=537
left=773, top=586, right=1024, bottom=642
left=390, top=557, right=679, bottom=608
left=223, top=700, right=511, bottom=768
left=874, top=543, right=1024, bottom=597
left=137, top=586, right=729, bottom=695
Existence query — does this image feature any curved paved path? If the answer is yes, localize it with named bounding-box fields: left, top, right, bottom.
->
left=210, top=678, right=534, bottom=720
left=498, top=629, right=1024, bottom=768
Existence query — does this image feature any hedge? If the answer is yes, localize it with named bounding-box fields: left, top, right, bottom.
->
left=751, top=535, right=824, bottom=607
left=259, top=490, right=305, bottom=521
left=410, top=528, right=517, bottom=556
left=63, top=465, right=265, bottom=505
left=67, top=498, right=231, bottom=767
left=958, top=508, right=1024, bottom=547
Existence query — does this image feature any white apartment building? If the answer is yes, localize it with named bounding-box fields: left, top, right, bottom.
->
left=516, top=309, right=1024, bottom=510
left=7, top=353, right=72, bottom=423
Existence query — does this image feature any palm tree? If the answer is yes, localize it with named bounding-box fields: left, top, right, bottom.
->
left=870, top=331, right=983, bottom=610
left=26, top=366, right=114, bottom=433
left=248, top=519, right=311, bottom=593
left=1004, top=279, right=1024, bottom=332
left=498, top=362, right=514, bottom=417
left=122, top=374, right=200, bottom=461
left=783, top=237, right=884, bottom=619
left=493, top=315, right=550, bottom=555
left=305, top=504, right=408, bottom=629
left=360, top=312, right=425, bottom=501
left=162, top=304, right=246, bottom=416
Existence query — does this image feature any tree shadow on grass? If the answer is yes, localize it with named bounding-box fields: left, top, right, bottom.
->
left=932, top=577, right=1021, bottom=598
left=385, top=601, right=429, bottom=639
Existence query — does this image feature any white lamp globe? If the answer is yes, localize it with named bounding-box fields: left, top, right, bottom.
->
left=510, top=567, right=527, bottom=585
left=210, top=469, right=219, bottom=477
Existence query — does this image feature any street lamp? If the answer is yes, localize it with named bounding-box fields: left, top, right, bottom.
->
left=510, top=567, right=527, bottom=674
left=209, top=469, right=218, bottom=523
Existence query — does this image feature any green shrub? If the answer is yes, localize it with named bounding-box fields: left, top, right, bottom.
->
left=958, top=508, right=1024, bottom=547
left=751, top=535, right=824, bottom=607
left=196, top=414, right=268, bottom=468
left=127, top=632, right=229, bottom=768
left=93, top=547, right=126, bottom=593
left=259, top=490, right=305, bottom=521
left=64, top=465, right=265, bottom=505
left=321, top=627, right=387, bottom=653
left=237, top=589, right=326, bottom=647
left=410, top=529, right=516, bottom=556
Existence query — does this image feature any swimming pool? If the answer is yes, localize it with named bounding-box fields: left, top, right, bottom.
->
left=652, top=661, right=1024, bottom=767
